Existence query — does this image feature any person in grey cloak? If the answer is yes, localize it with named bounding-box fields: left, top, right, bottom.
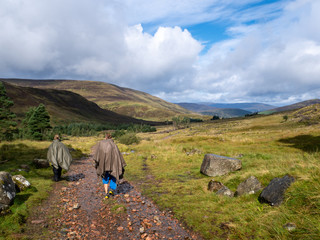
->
left=47, top=134, right=73, bottom=181
left=94, top=133, right=126, bottom=199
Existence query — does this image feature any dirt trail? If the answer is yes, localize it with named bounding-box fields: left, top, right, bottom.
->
left=24, top=153, right=202, bottom=240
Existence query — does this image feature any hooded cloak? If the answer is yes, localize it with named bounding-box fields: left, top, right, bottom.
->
left=47, top=140, right=73, bottom=171
left=94, top=139, right=126, bottom=181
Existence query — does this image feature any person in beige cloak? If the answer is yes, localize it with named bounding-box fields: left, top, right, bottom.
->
left=47, top=134, right=73, bottom=181
left=94, top=133, right=126, bottom=199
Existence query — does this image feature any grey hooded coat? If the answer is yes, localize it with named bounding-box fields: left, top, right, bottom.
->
left=47, top=140, right=73, bottom=171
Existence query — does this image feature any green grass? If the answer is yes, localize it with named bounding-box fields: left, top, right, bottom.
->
left=121, top=113, right=320, bottom=239
left=0, top=138, right=90, bottom=240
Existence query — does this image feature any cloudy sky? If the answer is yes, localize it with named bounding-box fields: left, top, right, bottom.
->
left=1, top=0, right=319, bottom=106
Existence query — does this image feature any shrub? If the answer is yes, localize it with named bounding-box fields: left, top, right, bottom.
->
left=211, top=115, right=220, bottom=120
left=172, top=116, right=190, bottom=129
left=118, top=132, right=140, bottom=145
left=112, top=129, right=126, bottom=138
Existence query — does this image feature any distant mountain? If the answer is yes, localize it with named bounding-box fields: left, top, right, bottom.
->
left=176, top=103, right=218, bottom=112
left=2, top=81, right=154, bottom=125
left=175, top=102, right=251, bottom=118
left=261, top=99, right=320, bottom=114
left=199, top=102, right=277, bottom=113
left=200, top=108, right=252, bottom=118
left=1, top=78, right=192, bottom=121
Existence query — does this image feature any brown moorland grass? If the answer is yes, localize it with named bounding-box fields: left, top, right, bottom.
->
left=121, top=112, right=320, bottom=239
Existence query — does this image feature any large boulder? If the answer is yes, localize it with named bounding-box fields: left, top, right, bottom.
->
left=235, top=176, right=263, bottom=196
left=258, top=175, right=295, bottom=206
left=200, top=154, right=242, bottom=177
left=0, top=171, right=16, bottom=206
left=33, top=158, right=50, bottom=168
left=12, top=175, right=31, bottom=191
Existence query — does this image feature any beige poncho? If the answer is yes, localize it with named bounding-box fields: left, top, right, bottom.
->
left=47, top=140, right=73, bottom=171
left=94, top=139, right=126, bottom=181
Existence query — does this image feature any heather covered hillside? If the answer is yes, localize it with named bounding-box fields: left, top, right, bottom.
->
left=2, top=81, right=152, bottom=125
left=2, top=79, right=193, bottom=121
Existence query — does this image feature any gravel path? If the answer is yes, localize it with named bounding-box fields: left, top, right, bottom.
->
left=24, top=153, right=203, bottom=240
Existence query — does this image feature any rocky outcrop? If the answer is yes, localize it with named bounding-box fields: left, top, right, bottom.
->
left=235, top=176, right=263, bottom=196
left=0, top=172, right=16, bottom=206
left=200, top=154, right=242, bottom=177
left=33, top=158, right=50, bottom=168
left=258, top=175, right=295, bottom=206
left=12, top=175, right=31, bottom=191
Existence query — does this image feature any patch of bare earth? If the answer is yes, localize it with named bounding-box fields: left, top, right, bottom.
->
left=22, top=154, right=203, bottom=240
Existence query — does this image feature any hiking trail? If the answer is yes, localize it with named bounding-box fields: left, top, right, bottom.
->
left=24, top=152, right=202, bottom=240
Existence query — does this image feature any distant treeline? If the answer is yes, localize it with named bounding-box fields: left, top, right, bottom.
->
left=51, top=122, right=156, bottom=138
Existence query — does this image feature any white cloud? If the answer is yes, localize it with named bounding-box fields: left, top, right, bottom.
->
left=118, top=25, right=202, bottom=90
left=192, top=0, right=320, bottom=105
left=0, top=0, right=319, bottom=106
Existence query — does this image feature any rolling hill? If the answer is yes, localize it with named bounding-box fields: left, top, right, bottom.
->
left=200, top=108, right=252, bottom=118
left=198, top=102, right=276, bottom=112
left=1, top=78, right=193, bottom=121
left=2, top=81, right=154, bottom=125
left=290, top=103, right=320, bottom=124
left=176, top=102, right=252, bottom=118
left=260, top=99, right=320, bottom=114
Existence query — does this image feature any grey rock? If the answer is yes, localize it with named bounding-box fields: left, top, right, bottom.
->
left=20, top=164, right=30, bottom=172
left=283, top=223, right=296, bottom=232
left=208, top=179, right=224, bottom=192
left=200, top=154, right=242, bottom=177
left=12, top=175, right=31, bottom=191
left=216, top=186, right=234, bottom=197
left=33, top=158, right=50, bottom=168
left=0, top=171, right=16, bottom=205
left=258, top=175, right=295, bottom=206
left=235, top=176, right=263, bottom=196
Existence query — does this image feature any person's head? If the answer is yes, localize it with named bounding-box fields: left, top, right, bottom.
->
left=54, top=134, right=60, bottom=140
left=105, top=133, right=112, bottom=139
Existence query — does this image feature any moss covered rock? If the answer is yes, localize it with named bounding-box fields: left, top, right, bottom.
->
left=12, top=175, right=31, bottom=191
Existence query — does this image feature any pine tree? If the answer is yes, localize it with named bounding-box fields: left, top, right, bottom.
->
left=0, top=82, right=17, bottom=141
left=23, top=104, right=51, bottom=140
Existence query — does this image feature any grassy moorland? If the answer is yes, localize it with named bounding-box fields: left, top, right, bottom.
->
left=0, top=139, right=85, bottom=239
left=120, top=110, right=320, bottom=239
left=1, top=106, right=319, bottom=239
left=1, top=79, right=193, bottom=121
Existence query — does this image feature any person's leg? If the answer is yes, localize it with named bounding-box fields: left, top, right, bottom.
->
left=57, top=166, right=62, bottom=180
left=102, top=173, right=111, bottom=196
left=103, top=182, right=110, bottom=194
left=109, top=175, right=117, bottom=192
left=52, top=166, right=59, bottom=182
